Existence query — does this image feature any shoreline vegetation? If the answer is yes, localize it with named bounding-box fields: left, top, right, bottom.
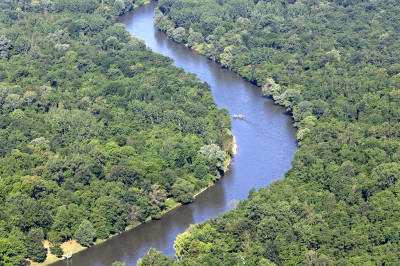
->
left=143, top=0, right=400, bottom=265
left=30, top=0, right=239, bottom=256
left=37, top=136, right=236, bottom=266
left=0, top=0, right=235, bottom=265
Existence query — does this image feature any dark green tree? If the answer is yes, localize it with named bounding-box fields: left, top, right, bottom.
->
left=50, top=244, right=63, bottom=258
left=171, top=178, right=195, bottom=204
left=0, top=35, right=12, bottom=60
left=25, top=228, right=47, bottom=262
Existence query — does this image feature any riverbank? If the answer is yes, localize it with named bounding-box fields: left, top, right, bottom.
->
left=133, top=0, right=151, bottom=8
left=44, top=0, right=297, bottom=263
left=38, top=133, right=236, bottom=266
left=38, top=200, right=180, bottom=266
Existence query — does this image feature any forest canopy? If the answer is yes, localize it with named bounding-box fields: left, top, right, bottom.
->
left=141, top=0, right=400, bottom=265
left=0, top=0, right=233, bottom=264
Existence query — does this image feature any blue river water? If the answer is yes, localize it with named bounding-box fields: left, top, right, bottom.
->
left=52, top=2, right=297, bottom=265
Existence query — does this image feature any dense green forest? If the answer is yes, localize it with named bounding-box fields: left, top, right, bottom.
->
left=140, top=0, right=400, bottom=265
left=0, top=0, right=233, bottom=264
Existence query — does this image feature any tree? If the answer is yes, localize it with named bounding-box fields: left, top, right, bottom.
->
left=105, top=36, right=122, bottom=50
left=174, top=229, right=191, bottom=258
left=50, top=244, right=63, bottom=258
left=149, top=184, right=167, bottom=219
left=11, top=36, right=31, bottom=55
left=199, top=144, right=226, bottom=172
left=114, top=0, right=125, bottom=15
left=171, top=27, right=186, bottom=43
left=372, top=162, right=400, bottom=190
left=128, top=205, right=142, bottom=224
left=75, top=220, right=96, bottom=247
left=42, top=0, right=52, bottom=15
left=0, top=35, right=12, bottom=60
left=111, top=262, right=126, bottom=266
left=137, top=248, right=174, bottom=266
left=25, top=228, right=47, bottom=262
left=294, top=101, right=312, bottom=122
left=220, top=46, right=234, bottom=68
left=3, top=94, right=21, bottom=111
left=0, top=228, right=27, bottom=266
left=171, top=178, right=194, bottom=204
left=187, top=30, right=204, bottom=47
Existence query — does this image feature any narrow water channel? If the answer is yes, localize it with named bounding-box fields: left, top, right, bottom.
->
left=53, top=2, right=297, bottom=265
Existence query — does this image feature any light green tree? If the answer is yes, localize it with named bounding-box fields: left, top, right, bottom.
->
left=137, top=248, right=174, bottom=266
left=199, top=144, right=226, bottom=172
left=75, top=220, right=96, bottom=247
left=171, top=27, right=186, bottom=43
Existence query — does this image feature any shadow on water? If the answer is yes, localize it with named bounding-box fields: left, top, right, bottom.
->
left=52, top=2, right=297, bottom=265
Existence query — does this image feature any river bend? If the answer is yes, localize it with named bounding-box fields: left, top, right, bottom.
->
left=53, top=2, right=297, bottom=265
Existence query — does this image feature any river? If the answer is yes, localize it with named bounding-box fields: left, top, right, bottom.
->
left=52, top=2, right=297, bottom=265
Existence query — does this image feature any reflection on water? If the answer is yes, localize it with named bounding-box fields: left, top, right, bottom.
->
left=52, top=2, right=297, bottom=265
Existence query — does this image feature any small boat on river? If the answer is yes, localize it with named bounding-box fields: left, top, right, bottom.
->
left=233, top=114, right=244, bottom=119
